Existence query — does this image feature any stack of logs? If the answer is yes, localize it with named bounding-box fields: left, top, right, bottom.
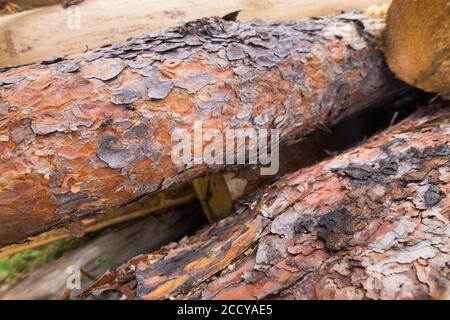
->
left=0, top=0, right=449, bottom=299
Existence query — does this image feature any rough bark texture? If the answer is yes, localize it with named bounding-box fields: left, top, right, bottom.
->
left=0, top=204, right=205, bottom=300
left=0, top=182, right=196, bottom=256
left=0, top=0, right=387, bottom=67
left=82, top=100, right=450, bottom=300
left=0, top=14, right=406, bottom=247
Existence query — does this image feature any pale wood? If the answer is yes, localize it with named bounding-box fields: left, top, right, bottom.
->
left=0, top=0, right=387, bottom=67
left=382, top=0, right=450, bottom=98
left=192, top=173, right=233, bottom=223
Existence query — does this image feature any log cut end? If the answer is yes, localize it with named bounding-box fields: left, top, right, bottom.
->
left=382, top=0, right=450, bottom=98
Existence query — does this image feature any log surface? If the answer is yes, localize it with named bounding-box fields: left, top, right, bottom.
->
left=0, top=0, right=387, bottom=67
left=0, top=204, right=205, bottom=300
left=82, top=100, right=450, bottom=300
left=0, top=14, right=404, bottom=246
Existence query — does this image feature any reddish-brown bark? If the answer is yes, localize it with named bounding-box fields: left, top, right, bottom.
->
left=82, top=100, right=450, bottom=300
left=0, top=14, right=406, bottom=246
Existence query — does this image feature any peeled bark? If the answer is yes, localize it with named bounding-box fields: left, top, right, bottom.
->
left=0, top=13, right=407, bottom=247
left=82, top=100, right=450, bottom=300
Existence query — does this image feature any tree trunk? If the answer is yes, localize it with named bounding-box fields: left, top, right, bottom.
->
left=0, top=0, right=388, bottom=67
left=0, top=203, right=205, bottom=300
left=81, top=100, right=450, bottom=300
left=0, top=13, right=409, bottom=247
left=0, top=183, right=197, bottom=256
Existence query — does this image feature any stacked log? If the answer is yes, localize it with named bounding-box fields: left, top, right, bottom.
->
left=0, top=0, right=387, bottom=67
left=81, top=100, right=450, bottom=300
left=0, top=204, right=205, bottom=300
left=0, top=13, right=408, bottom=246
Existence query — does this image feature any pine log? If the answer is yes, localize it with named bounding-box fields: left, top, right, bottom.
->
left=0, top=204, right=205, bottom=300
left=0, top=0, right=388, bottom=67
left=1, top=0, right=60, bottom=7
left=0, top=13, right=409, bottom=247
left=0, top=183, right=196, bottom=256
left=1, top=88, right=422, bottom=256
left=382, top=0, right=450, bottom=98
left=82, top=100, right=450, bottom=300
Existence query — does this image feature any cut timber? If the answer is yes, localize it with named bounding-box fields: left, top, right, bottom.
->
left=1, top=88, right=423, bottom=256
left=0, top=204, right=205, bottom=300
left=1, top=0, right=61, bottom=7
left=0, top=13, right=408, bottom=247
left=81, top=99, right=450, bottom=300
left=0, top=0, right=388, bottom=66
left=382, top=0, right=450, bottom=98
left=0, top=184, right=196, bottom=257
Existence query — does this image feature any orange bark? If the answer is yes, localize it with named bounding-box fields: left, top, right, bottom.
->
left=0, top=14, right=406, bottom=246
left=82, top=100, right=450, bottom=300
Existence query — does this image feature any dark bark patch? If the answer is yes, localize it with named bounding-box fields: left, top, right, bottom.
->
left=226, top=43, right=247, bottom=60
left=127, top=59, right=153, bottom=69
left=61, top=63, right=80, bottom=73
left=154, top=42, right=185, bottom=53
left=124, top=124, right=149, bottom=139
left=423, top=144, right=450, bottom=157
left=119, top=52, right=139, bottom=60
left=174, top=73, right=216, bottom=93
left=41, top=55, right=64, bottom=65
left=336, top=164, right=373, bottom=180
left=413, top=184, right=443, bottom=209
left=424, top=185, right=442, bottom=207
left=84, top=52, right=104, bottom=62
left=255, top=54, right=280, bottom=68
left=85, top=59, right=124, bottom=81
left=317, top=209, right=353, bottom=250
left=97, top=136, right=138, bottom=169
left=293, top=218, right=314, bottom=235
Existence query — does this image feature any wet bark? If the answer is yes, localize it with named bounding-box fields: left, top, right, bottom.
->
left=81, top=100, right=450, bottom=300
left=0, top=13, right=407, bottom=246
